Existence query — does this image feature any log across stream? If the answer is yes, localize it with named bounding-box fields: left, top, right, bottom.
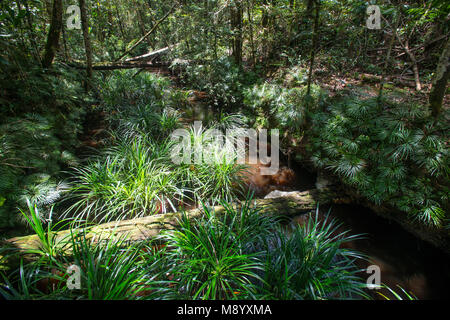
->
left=4, top=66, right=449, bottom=300
left=3, top=189, right=332, bottom=253
left=4, top=153, right=450, bottom=299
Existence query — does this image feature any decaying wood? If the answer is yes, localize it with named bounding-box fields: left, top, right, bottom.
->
left=1, top=189, right=335, bottom=256
left=67, top=60, right=169, bottom=71
left=124, top=44, right=178, bottom=63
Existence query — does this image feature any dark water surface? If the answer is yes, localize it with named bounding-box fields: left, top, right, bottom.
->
left=255, top=159, right=450, bottom=300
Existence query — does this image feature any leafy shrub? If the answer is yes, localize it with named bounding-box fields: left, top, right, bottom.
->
left=159, top=200, right=268, bottom=299
left=0, top=52, right=87, bottom=231
left=99, top=70, right=171, bottom=111
left=243, top=81, right=324, bottom=131
left=255, top=209, right=367, bottom=299
left=64, top=134, right=184, bottom=223
left=65, top=117, right=249, bottom=223
left=0, top=113, right=81, bottom=229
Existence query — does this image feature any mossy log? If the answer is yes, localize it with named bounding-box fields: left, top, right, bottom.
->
left=1, top=189, right=337, bottom=256
left=67, top=60, right=169, bottom=71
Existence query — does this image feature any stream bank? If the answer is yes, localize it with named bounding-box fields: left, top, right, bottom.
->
left=256, top=159, right=450, bottom=300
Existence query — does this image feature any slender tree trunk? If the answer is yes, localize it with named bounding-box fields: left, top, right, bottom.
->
left=79, top=0, right=93, bottom=88
left=306, top=0, right=320, bottom=96
left=22, top=0, right=41, bottom=64
left=429, top=37, right=450, bottom=118
left=246, top=0, right=256, bottom=67
left=404, top=39, right=422, bottom=91
left=115, top=3, right=126, bottom=40
left=230, top=0, right=243, bottom=65
left=42, top=0, right=63, bottom=68
left=61, top=17, right=70, bottom=61
left=378, top=15, right=399, bottom=104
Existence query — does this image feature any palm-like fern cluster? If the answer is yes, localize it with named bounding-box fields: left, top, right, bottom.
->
left=64, top=71, right=249, bottom=223
left=0, top=63, right=86, bottom=230
left=307, top=95, right=449, bottom=227
left=185, top=56, right=258, bottom=110
left=244, top=81, right=323, bottom=132
left=242, top=66, right=448, bottom=228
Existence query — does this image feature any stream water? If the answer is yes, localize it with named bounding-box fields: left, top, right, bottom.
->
left=184, top=91, right=450, bottom=300
left=247, top=151, right=450, bottom=299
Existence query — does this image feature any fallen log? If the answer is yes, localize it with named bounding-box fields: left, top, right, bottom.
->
left=1, top=189, right=336, bottom=256
left=124, top=44, right=178, bottom=63
left=67, top=61, right=169, bottom=71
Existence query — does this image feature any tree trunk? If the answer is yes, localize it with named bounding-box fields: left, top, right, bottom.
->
left=306, top=0, right=320, bottom=96
left=404, top=39, right=422, bottom=91
left=42, top=0, right=63, bottom=68
left=22, top=0, right=41, bottom=64
left=246, top=0, right=256, bottom=67
left=230, top=1, right=243, bottom=65
left=378, top=15, right=399, bottom=104
left=79, top=0, right=93, bottom=88
left=429, top=36, right=450, bottom=118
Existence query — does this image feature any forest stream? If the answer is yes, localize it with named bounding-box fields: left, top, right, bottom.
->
left=2, top=0, right=449, bottom=305
left=182, top=85, right=450, bottom=300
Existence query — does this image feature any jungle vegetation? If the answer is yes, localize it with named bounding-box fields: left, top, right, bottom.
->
left=0, top=0, right=448, bottom=300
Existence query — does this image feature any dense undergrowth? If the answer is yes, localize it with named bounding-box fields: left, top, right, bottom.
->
left=1, top=0, right=447, bottom=302
left=63, top=70, right=249, bottom=224
left=0, top=68, right=380, bottom=300
left=0, top=58, right=88, bottom=231
left=240, top=67, right=449, bottom=229
left=0, top=62, right=429, bottom=301
left=0, top=199, right=370, bottom=300
left=184, top=59, right=449, bottom=228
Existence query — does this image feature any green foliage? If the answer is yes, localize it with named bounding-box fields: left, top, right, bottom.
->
left=177, top=121, right=249, bottom=205
left=0, top=66, right=85, bottom=230
left=19, top=201, right=68, bottom=260
left=58, top=71, right=249, bottom=224
left=185, top=56, right=257, bottom=110
left=307, top=95, right=449, bottom=227
left=0, top=197, right=373, bottom=300
left=0, top=209, right=169, bottom=300
left=243, top=81, right=324, bottom=131
left=99, top=70, right=172, bottom=111
left=65, top=129, right=248, bottom=223
left=64, top=134, right=184, bottom=223
left=256, top=209, right=367, bottom=300
left=377, top=285, right=417, bottom=300
left=68, top=233, right=167, bottom=300
left=159, top=200, right=367, bottom=300
left=160, top=200, right=267, bottom=299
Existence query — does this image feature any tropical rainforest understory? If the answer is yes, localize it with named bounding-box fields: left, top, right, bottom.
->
left=0, top=0, right=449, bottom=300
